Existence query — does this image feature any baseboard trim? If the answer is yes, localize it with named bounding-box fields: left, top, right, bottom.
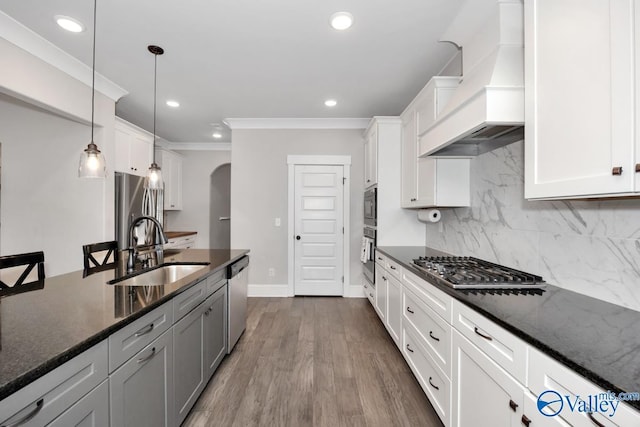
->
left=248, top=284, right=290, bottom=297
left=344, top=285, right=366, bottom=298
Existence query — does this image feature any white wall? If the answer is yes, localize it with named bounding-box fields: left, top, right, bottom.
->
left=426, top=141, right=640, bottom=312
left=0, top=38, right=115, bottom=276
left=230, top=129, right=364, bottom=295
left=164, top=150, right=231, bottom=248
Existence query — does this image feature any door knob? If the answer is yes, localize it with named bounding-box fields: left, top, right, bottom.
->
left=296, top=235, right=301, bottom=240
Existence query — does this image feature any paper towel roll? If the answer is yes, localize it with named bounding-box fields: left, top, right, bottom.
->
left=418, top=209, right=441, bottom=223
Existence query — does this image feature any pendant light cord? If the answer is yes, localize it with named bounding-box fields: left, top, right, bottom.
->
left=152, top=52, right=157, bottom=164
left=90, top=0, right=97, bottom=144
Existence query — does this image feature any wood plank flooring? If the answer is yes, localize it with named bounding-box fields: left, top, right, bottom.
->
left=184, top=297, right=443, bottom=427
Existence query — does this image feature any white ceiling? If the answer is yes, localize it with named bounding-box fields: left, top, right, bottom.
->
left=0, top=0, right=464, bottom=143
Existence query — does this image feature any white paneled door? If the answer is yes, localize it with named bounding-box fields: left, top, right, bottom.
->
left=293, top=165, right=344, bottom=296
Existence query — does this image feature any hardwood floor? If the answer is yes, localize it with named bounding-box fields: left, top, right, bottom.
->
left=184, top=297, right=443, bottom=427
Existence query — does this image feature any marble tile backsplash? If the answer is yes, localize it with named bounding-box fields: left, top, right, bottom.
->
left=425, top=141, right=640, bottom=312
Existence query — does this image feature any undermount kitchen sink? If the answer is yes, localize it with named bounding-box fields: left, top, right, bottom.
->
left=108, top=263, right=209, bottom=287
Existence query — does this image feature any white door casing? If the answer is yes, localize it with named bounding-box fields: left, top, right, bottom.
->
left=287, top=156, right=351, bottom=297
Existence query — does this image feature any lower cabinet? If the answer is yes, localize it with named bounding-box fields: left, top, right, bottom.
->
left=451, top=329, right=524, bottom=427
left=204, top=284, right=228, bottom=379
left=374, top=268, right=388, bottom=322
left=523, top=392, right=571, bottom=427
left=48, top=380, right=110, bottom=427
left=109, top=329, right=175, bottom=427
left=386, top=274, right=402, bottom=347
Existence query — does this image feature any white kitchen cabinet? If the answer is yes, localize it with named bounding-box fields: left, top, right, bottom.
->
left=48, top=380, right=110, bottom=427
left=164, top=233, right=196, bottom=250
left=400, top=77, right=470, bottom=208
left=374, top=266, right=387, bottom=323
left=452, top=329, right=525, bottom=427
left=386, top=274, right=402, bottom=347
left=524, top=0, right=638, bottom=199
left=522, top=391, right=571, bottom=427
left=204, top=283, right=228, bottom=380
left=173, top=298, right=207, bottom=426
left=0, top=341, right=108, bottom=427
left=114, top=117, right=153, bottom=177
left=363, top=278, right=375, bottom=307
left=109, top=329, right=174, bottom=427
left=156, top=148, right=183, bottom=210
left=363, top=125, right=378, bottom=188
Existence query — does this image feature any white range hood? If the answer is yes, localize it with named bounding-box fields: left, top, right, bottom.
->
left=419, top=0, right=524, bottom=157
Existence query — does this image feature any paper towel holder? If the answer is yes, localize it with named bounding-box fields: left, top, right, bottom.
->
left=417, top=209, right=442, bottom=223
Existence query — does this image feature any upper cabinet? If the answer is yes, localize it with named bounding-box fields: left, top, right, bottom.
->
left=524, top=0, right=638, bottom=199
left=401, top=77, right=471, bottom=208
left=156, top=149, right=183, bottom=211
left=114, top=118, right=153, bottom=177
left=363, top=125, right=378, bottom=188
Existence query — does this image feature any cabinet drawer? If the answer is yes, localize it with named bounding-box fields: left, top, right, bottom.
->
left=403, top=322, right=451, bottom=426
left=0, top=340, right=108, bottom=427
left=402, top=268, right=452, bottom=323
left=529, top=348, right=640, bottom=427
left=109, top=301, right=173, bottom=372
left=48, top=379, right=109, bottom=427
left=375, top=252, right=387, bottom=268
left=363, top=279, right=375, bottom=307
left=173, top=278, right=207, bottom=322
left=205, top=269, right=226, bottom=296
left=385, top=257, right=402, bottom=281
left=452, top=300, right=527, bottom=384
left=403, top=285, right=452, bottom=378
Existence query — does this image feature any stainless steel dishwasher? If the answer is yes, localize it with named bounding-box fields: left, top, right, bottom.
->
left=227, top=256, right=249, bottom=353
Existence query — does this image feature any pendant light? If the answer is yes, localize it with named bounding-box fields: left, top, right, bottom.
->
left=144, top=45, right=164, bottom=190
left=78, top=0, right=106, bottom=178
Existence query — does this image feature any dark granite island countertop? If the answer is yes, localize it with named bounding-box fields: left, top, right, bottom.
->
left=377, top=246, right=640, bottom=411
left=0, top=249, right=249, bottom=401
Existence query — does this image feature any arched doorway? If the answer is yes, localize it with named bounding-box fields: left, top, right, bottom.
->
left=209, top=163, right=231, bottom=249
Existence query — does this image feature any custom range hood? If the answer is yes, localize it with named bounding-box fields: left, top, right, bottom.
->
left=420, top=0, right=524, bottom=157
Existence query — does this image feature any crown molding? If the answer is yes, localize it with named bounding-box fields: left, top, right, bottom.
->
left=164, top=142, right=232, bottom=151
left=0, top=11, right=128, bottom=102
left=224, top=118, right=371, bottom=130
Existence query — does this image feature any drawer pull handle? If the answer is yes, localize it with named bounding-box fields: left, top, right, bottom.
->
left=135, top=323, right=154, bottom=337
left=429, top=331, right=440, bottom=342
left=521, top=415, right=531, bottom=426
left=636, top=163, right=640, bottom=173
left=428, top=377, right=439, bottom=390
left=3, top=398, right=44, bottom=427
left=410, top=198, right=417, bottom=202
left=369, top=293, right=374, bottom=298
left=474, top=327, right=493, bottom=341
left=509, top=399, right=519, bottom=412
left=406, top=344, right=414, bottom=353
left=205, top=307, right=212, bottom=316
left=587, top=412, right=605, bottom=427
left=137, top=347, right=156, bottom=364
left=406, top=307, right=414, bottom=314
left=389, top=265, right=397, bottom=270
left=377, top=257, right=383, bottom=261
left=612, top=166, right=623, bottom=175
left=382, top=276, right=387, bottom=281
left=364, top=284, right=368, bottom=289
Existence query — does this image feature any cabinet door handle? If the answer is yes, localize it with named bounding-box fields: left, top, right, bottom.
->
left=369, top=293, right=374, bottom=298
left=367, top=179, right=371, bottom=183
left=474, top=327, right=493, bottom=341
left=135, top=323, right=154, bottom=337
left=429, top=331, right=440, bottom=342
left=3, top=398, right=44, bottom=427
left=509, top=399, right=519, bottom=412
left=410, top=198, right=417, bottom=202
left=428, top=377, right=439, bottom=390
left=382, top=276, right=387, bottom=281
left=389, top=265, right=397, bottom=270
left=587, top=412, right=605, bottom=427
left=377, top=257, right=383, bottom=261
left=364, top=284, right=368, bottom=289
left=636, top=163, right=640, bottom=173
left=406, top=344, right=414, bottom=353
left=205, top=307, right=212, bottom=316
left=612, top=166, right=623, bottom=175
left=521, top=415, right=531, bottom=427
left=171, top=204, right=175, bottom=208
left=406, top=307, right=414, bottom=314
left=137, top=347, right=156, bottom=364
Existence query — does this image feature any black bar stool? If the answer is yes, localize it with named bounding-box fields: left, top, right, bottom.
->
left=0, top=251, right=45, bottom=290
left=83, top=241, right=118, bottom=276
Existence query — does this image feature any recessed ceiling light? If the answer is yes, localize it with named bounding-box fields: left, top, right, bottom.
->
left=324, top=99, right=338, bottom=107
left=212, top=132, right=222, bottom=139
left=55, top=15, right=85, bottom=33
left=330, top=12, right=353, bottom=30
left=166, top=100, right=180, bottom=108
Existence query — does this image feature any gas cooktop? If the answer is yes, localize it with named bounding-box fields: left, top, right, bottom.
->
left=412, top=256, right=545, bottom=290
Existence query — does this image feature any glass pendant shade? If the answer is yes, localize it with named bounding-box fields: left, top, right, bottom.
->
left=144, top=162, right=163, bottom=190
left=78, top=142, right=106, bottom=178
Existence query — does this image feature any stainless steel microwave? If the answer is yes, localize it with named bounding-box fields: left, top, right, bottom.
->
left=364, top=187, right=377, bottom=227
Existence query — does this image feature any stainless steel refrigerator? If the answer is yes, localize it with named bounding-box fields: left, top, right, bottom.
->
left=115, top=172, right=164, bottom=250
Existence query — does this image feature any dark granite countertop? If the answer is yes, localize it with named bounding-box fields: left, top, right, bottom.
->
left=377, top=246, right=640, bottom=411
left=0, top=249, right=248, bottom=401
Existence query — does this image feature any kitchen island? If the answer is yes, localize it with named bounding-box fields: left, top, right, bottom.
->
left=0, top=249, right=248, bottom=426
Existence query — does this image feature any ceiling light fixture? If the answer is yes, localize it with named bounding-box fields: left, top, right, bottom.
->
left=78, top=0, right=106, bottom=178
left=330, top=12, right=353, bottom=30
left=212, top=132, right=222, bottom=139
left=166, top=100, right=180, bottom=108
left=144, top=45, right=165, bottom=190
left=324, top=99, right=337, bottom=107
left=55, top=15, right=85, bottom=33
